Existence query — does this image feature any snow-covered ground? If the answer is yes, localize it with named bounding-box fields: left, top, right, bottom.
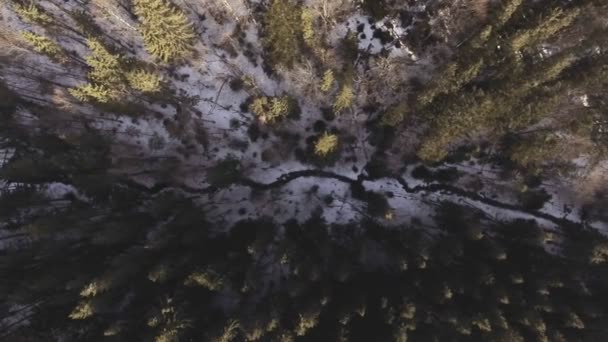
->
left=0, top=1, right=604, bottom=245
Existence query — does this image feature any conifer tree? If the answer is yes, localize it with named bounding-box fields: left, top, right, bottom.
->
left=70, top=38, right=163, bottom=102
left=12, top=2, right=53, bottom=26
left=301, top=7, right=316, bottom=48
left=69, top=83, right=114, bottom=103
left=126, top=69, right=162, bottom=94
left=314, top=132, right=338, bottom=156
left=133, top=0, right=196, bottom=63
left=85, top=38, right=125, bottom=86
left=250, top=96, right=292, bottom=123
left=509, top=8, right=581, bottom=53
left=264, top=0, right=302, bottom=68
left=21, top=31, right=65, bottom=61
left=70, top=39, right=123, bottom=103
left=333, top=84, right=354, bottom=113
left=320, top=69, right=335, bottom=93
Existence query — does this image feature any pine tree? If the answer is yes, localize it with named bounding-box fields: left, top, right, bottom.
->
left=509, top=8, right=581, bottom=53
left=70, top=39, right=163, bottom=101
left=314, top=133, right=338, bottom=156
left=250, top=96, right=292, bottom=123
left=333, top=84, right=354, bottom=113
left=184, top=269, right=224, bottom=290
left=320, top=69, right=335, bottom=93
left=126, top=69, right=162, bottom=93
left=85, top=38, right=124, bottom=86
left=301, top=7, right=316, bottom=48
left=69, top=300, right=98, bottom=320
left=133, top=0, right=196, bottom=63
left=70, top=39, right=123, bottom=103
left=13, top=2, right=53, bottom=26
left=264, top=0, right=302, bottom=68
left=69, top=83, right=114, bottom=103
left=21, top=31, right=65, bottom=61
left=417, top=60, right=484, bottom=106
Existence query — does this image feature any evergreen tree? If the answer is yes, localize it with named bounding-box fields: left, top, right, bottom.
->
left=133, top=0, right=196, bottom=63
left=70, top=38, right=163, bottom=102
left=314, top=132, right=338, bottom=157
left=264, top=0, right=302, bottom=68
left=333, top=84, right=354, bottom=113
left=126, top=69, right=162, bottom=94
left=69, top=83, right=114, bottom=103
left=20, top=31, right=65, bottom=61
left=12, top=2, right=53, bottom=26
left=320, top=69, right=335, bottom=93
left=250, top=96, right=292, bottom=124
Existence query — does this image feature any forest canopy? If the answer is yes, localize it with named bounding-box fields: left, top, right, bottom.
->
left=1, top=0, right=608, bottom=341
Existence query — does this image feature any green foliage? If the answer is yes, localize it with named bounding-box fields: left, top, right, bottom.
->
left=86, top=39, right=124, bottom=86
left=495, top=0, right=523, bottom=26
left=333, top=84, right=354, bottom=113
left=184, top=269, right=224, bottom=290
left=21, top=31, right=64, bottom=61
left=418, top=60, right=484, bottom=106
left=214, top=320, right=240, bottom=342
left=417, top=50, right=579, bottom=162
left=301, top=8, right=316, bottom=47
left=150, top=301, right=191, bottom=342
left=79, top=280, right=111, bottom=297
left=251, top=96, right=292, bottom=123
left=509, top=134, right=563, bottom=169
left=264, top=0, right=302, bottom=68
left=70, top=39, right=163, bottom=102
left=295, top=311, right=320, bottom=336
left=408, top=2, right=598, bottom=162
left=70, top=39, right=123, bottom=103
left=314, top=133, right=338, bottom=157
left=13, top=3, right=53, bottom=26
left=510, top=8, right=580, bottom=53
left=69, top=300, right=96, bottom=320
left=126, top=69, right=162, bottom=93
left=69, top=83, right=114, bottom=103
left=3, top=3, right=608, bottom=342
left=133, top=0, right=196, bottom=63
left=320, top=69, right=335, bottom=93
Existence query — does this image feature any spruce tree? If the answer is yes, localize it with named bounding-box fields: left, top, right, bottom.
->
left=12, top=2, right=53, bottom=26
left=250, top=96, right=292, bottom=124
left=126, top=69, right=162, bottom=94
left=70, top=38, right=163, bottom=102
left=333, top=84, right=354, bottom=113
left=314, top=132, right=338, bottom=157
left=264, top=0, right=302, bottom=68
left=69, top=83, right=114, bottom=103
left=21, top=31, right=64, bottom=61
left=133, top=0, right=196, bottom=63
